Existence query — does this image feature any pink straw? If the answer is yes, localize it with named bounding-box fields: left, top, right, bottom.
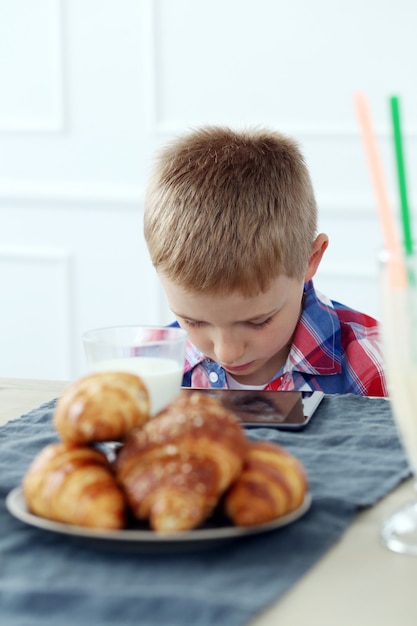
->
left=353, top=92, right=406, bottom=288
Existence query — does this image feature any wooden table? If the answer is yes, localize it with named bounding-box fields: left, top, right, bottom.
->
left=1, top=378, right=416, bottom=626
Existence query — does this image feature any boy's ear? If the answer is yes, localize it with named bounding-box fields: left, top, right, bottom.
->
left=304, top=234, right=329, bottom=281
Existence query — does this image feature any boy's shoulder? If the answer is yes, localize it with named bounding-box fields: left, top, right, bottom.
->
left=305, top=281, right=379, bottom=331
left=297, top=281, right=386, bottom=395
left=297, top=280, right=381, bottom=368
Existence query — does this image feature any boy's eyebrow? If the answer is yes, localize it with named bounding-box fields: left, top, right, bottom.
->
left=173, top=307, right=280, bottom=323
left=240, top=308, right=280, bottom=322
left=170, top=309, right=200, bottom=322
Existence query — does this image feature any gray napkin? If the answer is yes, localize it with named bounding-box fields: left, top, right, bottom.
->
left=0, top=395, right=410, bottom=626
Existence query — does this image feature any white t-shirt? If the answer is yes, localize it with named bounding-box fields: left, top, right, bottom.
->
left=226, top=372, right=266, bottom=390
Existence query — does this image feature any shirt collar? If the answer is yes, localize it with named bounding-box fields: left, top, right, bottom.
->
left=184, top=341, right=207, bottom=372
left=285, top=279, right=342, bottom=375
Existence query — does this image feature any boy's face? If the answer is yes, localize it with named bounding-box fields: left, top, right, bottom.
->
left=159, top=274, right=305, bottom=386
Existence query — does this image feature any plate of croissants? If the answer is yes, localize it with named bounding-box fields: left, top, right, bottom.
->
left=6, top=371, right=311, bottom=552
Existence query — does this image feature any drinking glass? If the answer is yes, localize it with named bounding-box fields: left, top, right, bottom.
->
left=379, top=251, right=417, bottom=554
left=82, top=325, right=188, bottom=415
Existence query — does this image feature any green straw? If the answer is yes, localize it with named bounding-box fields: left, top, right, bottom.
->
left=390, top=95, right=414, bottom=256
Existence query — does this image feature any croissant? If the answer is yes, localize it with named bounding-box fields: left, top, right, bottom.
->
left=23, top=442, right=126, bottom=529
left=115, top=391, right=249, bottom=532
left=224, top=441, right=308, bottom=526
left=53, top=371, right=150, bottom=444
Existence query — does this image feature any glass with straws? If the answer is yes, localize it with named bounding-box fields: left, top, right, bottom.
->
left=379, top=251, right=417, bottom=554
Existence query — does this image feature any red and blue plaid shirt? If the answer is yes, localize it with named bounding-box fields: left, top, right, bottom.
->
left=176, top=280, right=387, bottom=397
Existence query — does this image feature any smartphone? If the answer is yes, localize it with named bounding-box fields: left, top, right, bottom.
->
left=180, top=388, right=324, bottom=430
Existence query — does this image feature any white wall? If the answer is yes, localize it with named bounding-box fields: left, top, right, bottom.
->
left=1, top=0, right=415, bottom=380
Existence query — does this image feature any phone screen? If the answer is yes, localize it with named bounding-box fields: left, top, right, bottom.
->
left=180, top=388, right=324, bottom=430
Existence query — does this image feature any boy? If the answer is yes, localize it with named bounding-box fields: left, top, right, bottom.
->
left=144, top=126, right=387, bottom=396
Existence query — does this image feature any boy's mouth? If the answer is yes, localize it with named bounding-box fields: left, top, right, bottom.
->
left=222, top=361, right=255, bottom=373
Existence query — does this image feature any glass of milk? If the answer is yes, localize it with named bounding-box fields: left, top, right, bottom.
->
left=82, top=325, right=188, bottom=415
left=379, top=250, right=417, bottom=554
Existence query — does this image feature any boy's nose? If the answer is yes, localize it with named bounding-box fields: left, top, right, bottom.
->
left=212, top=332, right=245, bottom=366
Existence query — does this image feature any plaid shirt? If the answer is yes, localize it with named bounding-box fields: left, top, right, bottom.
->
left=175, top=280, right=387, bottom=397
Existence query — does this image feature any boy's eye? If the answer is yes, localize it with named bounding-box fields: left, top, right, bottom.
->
left=247, top=317, right=274, bottom=329
left=182, top=317, right=274, bottom=329
left=182, top=319, right=206, bottom=328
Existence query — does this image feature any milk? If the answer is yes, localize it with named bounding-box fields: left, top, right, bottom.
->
left=384, top=369, right=417, bottom=474
left=91, top=356, right=183, bottom=415
left=380, top=280, right=417, bottom=474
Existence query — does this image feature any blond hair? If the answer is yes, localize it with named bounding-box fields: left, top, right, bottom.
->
left=144, top=126, right=317, bottom=296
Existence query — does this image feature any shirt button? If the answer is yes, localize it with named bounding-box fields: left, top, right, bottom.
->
left=209, top=371, right=219, bottom=383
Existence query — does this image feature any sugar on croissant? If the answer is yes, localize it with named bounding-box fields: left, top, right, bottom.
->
left=23, top=442, right=126, bottom=530
left=115, top=391, right=249, bottom=532
left=224, top=440, right=308, bottom=526
left=53, top=371, right=150, bottom=444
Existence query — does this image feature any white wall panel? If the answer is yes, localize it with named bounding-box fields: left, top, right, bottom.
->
left=316, top=200, right=383, bottom=319
left=0, top=246, right=73, bottom=379
left=0, top=196, right=161, bottom=379
left=0, top=0, right=64, bottom=131
left=151, top=0, right=417, bottom=135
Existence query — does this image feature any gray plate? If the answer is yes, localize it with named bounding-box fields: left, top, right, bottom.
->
left=6, top=486, right=312, bottom=553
